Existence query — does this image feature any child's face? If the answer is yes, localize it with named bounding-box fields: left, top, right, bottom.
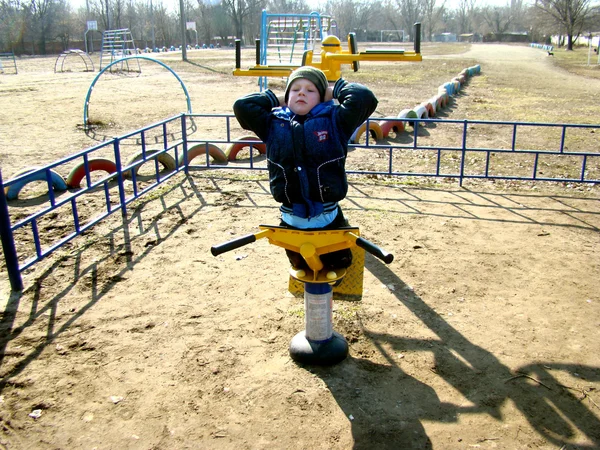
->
left=287, top=78, right=321, bottom=115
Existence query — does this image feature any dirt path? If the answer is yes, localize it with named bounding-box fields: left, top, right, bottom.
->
left=0, top=45, right=599, bottom=450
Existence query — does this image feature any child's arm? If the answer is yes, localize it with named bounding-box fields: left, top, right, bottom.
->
left=332, top=79, right=378, bottom=137
left=233, top=90, right=281, bottom=142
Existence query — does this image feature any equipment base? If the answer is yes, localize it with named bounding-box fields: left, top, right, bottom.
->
left=289, top=330, right=349, bottom=366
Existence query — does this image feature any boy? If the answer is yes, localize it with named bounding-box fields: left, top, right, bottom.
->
left=233, top=66, right=378, bottom=270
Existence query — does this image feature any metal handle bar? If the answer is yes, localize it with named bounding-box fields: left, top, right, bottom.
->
left=351, top=234, right=394, bottom=264
left=211, top=233, right=256, bottom=256
left=211, top=229, right=393, bottom=265
left=210, top=229, right=272, bottom=256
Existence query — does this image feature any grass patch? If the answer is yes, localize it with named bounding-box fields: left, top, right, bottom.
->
left=550, top=46, right=600, bottom=80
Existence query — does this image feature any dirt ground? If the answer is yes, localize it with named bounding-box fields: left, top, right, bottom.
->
left=0, top=44, right=599, bottom=449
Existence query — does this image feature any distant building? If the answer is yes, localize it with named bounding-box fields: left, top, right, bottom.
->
left=483, top=31, right=529, bottom=43
left=433, top=33, right=457, bottom=42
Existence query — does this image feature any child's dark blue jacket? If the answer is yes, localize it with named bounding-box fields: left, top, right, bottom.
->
left=233, top=78, right=378, bottom=218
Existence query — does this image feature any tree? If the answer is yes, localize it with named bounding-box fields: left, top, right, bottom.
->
left=422, top=0, right=443, bottom=41
left=267, top=0, right=309, bottom=14
left=392, top=0, right=424, bottom=41
left=29, top=0, right=61, bottom=54
left=221, top=0, right=265, bottom=44
left=54, top=0, right=76, bottom=50
left=0, top=0, right=26, bottom=51
left=534, top=0, right=594, bottom=50
left=456, top=0, right=476, bottom=35
left=481, top=5, right=513, bottom=35
left=324, top=0, right=375, bottom=39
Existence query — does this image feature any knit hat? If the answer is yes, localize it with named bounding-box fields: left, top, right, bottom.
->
left=284, top=66, right=328, bottom=103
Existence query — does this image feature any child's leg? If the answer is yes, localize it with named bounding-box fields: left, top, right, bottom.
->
left=321, top=207, right=353, bottom=270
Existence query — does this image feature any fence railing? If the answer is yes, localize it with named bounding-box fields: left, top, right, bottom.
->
left=1, top=112, right=598, bottom=292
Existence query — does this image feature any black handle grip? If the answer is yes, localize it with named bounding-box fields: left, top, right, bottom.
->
left=355, top=237, right=394, bottom=264
left=414, top=22, right=421, bottom=54
left=235, top=39, right=241, bottom=69
left=211, top=233, right=257, bottom=256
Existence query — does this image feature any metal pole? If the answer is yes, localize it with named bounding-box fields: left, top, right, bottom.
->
left=179, top=0, right=187, bottom=61
left=0, top=170, right=23, bottom=291
left=151, top=0, right=156, bottom=51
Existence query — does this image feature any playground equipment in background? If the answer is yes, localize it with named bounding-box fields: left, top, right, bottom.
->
left=234, top=20, right=421, bottom=84
left=54, top=49, right=95, bottom=73
left=211, top=225, right=393, bottom=365
left=261, top=11, right=337, bottom=65
left=99, top=29, right=141, bottom=72
left=83, top=56, right=193, bottom=133
left=249, top=11, right=337, bottom=89
left=0, top=51, right=18, bottom=74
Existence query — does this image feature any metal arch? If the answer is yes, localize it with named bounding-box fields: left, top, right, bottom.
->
left=54, top=50, right=95, bottom=73
left=83, top=55, right=193, bottom=129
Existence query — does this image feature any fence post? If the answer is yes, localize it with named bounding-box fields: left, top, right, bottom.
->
left=460, top=120, right=468, bottom=186
left=0, top=170, right=23, bottom=291
left=181, top=114, right=189, bottom=175
left=113, top=139, right=127, bottom=218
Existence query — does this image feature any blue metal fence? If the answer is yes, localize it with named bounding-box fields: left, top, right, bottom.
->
left=1, top=112, right=598, bottom=292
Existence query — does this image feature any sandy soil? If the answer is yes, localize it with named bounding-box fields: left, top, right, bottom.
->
left=0, top=44, right=599, bottom=450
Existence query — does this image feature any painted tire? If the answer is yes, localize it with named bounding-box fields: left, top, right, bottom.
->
left=350, top=121, right=383, bottom=144
left=124, top=149, right=176, bottom=179
left=398, top=109, right=419, bottom=128
left=66, top=158, right=117, bottom=188
left=413, top=104, right=428, bottom=119
left=429, top=94, right=444, bottom=114
left=442, top=82, right=454, bottom=96
left=439, top=92, right=450, bottom=108
left=178, top=143, right=228, bottom=166
left=377, top=119, right=405, bottom=137
left=5, top=166, right=67, bottom=200
left=451, top=79, right=461, bottom=93
left=422, top=101, right=435, bottom=118
left=225, top=136, right=266, bottom=161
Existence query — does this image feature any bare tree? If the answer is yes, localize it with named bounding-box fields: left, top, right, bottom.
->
left=87, top=0, right=111, bottom=30
left=153, top=1, right=174, bottom=46
left=456, top=0, right=476, bottom=35
left=267, top=0, right=308, bottom=14
left=112, top=0, right=124, bottom=28
left=481, top=5, right=513, bottom=35
left=221, top=0, right=265, bottom=44
left=534, top=0, right=593, bottom=50
left=393, top=0, right=423, bottom=40
left=422, top=0, right=443, bottom=41
left=0, top=0, right=26, bottom=51
left=320, top=0, right=372, bottom=39
left=54, top=0, right=76, bottom=49
left=28, top=0, right=61, bottom=53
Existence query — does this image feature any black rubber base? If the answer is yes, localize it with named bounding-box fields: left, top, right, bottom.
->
left=289, top=330, right=349, bottom=366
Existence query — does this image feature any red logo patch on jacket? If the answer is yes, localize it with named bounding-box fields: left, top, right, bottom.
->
left=314, top=130, right=329, bottom=142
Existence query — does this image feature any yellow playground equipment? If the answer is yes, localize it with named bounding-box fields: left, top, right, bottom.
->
left=211, top=225, right=394, bottom=365
left=234, top=23, right=422, bottom=83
